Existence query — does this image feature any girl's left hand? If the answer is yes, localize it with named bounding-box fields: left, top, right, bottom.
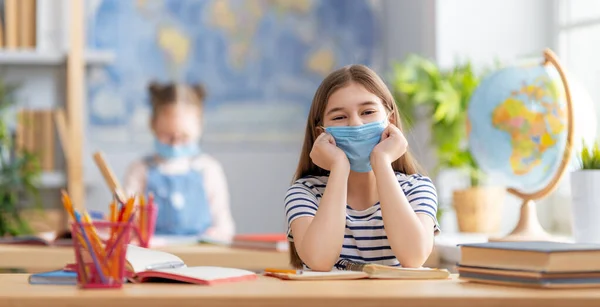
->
left=371, top=123, right=408, bottom=164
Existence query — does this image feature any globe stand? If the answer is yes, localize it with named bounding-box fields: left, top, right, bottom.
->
left=487, top=48, right=574, bottom=243
left=488, top=199, right=555, bottom=242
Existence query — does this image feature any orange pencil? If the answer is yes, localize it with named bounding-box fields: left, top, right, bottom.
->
left=139, top=194, right=146, bottom=243
left=60, top=190, right=76, bottom=221
left=61, top=191, right=91, bottom=281
left=106, top=201, right=117, bottom=279
left=109, top=201, right=117, bottom=240
left=121, top=197, right=135, bottom=222
left=109, top=201, right=116, bottom=222
left=61, top=191, right=87, bottom=248
left=264, top=268, right=303, bottom=275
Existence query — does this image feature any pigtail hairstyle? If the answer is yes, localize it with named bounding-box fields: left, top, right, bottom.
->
left=147, top=81, right=207, bottom=121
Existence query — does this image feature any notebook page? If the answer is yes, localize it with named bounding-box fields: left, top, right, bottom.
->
left=125, top=244, right=185, bottom=273
left=298, top=271, right=366, bottom=278
left=267, top=270, right=368, bottom=280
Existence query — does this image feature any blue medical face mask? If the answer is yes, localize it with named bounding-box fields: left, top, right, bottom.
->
left=325, top=120, right=387, bottom=172
left=154, top=138, right=200, bottom=159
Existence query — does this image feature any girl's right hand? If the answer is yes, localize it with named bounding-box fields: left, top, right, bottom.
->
left=310, top=132, right=349, bottom=171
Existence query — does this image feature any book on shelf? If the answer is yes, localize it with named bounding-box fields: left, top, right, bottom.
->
left=1, top=0, right=37, bottom=49
left=15, top=108, right=55, bottom=171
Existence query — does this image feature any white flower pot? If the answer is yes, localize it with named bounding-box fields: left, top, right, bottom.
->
left=570, top=170, right=600, bottom=243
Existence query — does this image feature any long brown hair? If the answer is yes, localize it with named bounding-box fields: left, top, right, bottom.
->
left=288, top=64, right=423, bottom=268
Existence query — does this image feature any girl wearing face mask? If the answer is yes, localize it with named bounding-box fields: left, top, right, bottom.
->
left=124, top=82, right=234, bottom=242
left=285, top=65, right=440, bottom=271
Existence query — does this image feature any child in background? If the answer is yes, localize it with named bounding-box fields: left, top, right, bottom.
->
left=285, top=65, right=440, bottom=271
left=124, top=82, right=235, bottom=242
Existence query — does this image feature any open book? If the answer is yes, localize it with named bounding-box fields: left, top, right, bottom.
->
left=265, top=259, right=450, bottom=280
left=123, top=245, right=257, bottom=285
left=66, top=245, right=257, bottom=285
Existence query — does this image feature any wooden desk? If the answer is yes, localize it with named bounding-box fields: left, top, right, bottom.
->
left=0, top=244, right=440, bottom=272
left=0, top=245, right=290, bottom=272
left=2, top=274, right=600, bottom=307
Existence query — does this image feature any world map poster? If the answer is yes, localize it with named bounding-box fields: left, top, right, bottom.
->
left=85, top=0, right=383, bottom=148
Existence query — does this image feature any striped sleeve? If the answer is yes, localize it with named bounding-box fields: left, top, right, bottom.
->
left=284, top=181, right=319, bottom=240
left=402, top=175, right=440, bottom=233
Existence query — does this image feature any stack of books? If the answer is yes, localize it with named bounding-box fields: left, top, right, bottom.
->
left=457, top=241, right=600, bottom=288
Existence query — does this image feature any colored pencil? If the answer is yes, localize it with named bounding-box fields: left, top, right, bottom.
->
left=264, top=268, right=303, bottom=275
left=148, top=192, right=155, bottom=240
left=74, top=211, right=107, bottom=284
left=106, top=208, right=137, bottom=258
left=61, top=191, right=92, bottom=278
left=82, top=212, right=111, bottom=281
left=105, top=197, right=133, bottom=254
left=137, top=194, right=143, bottom=244
left=109, top=201, right=116, bottom=238
left=61, top=191, right=92, bottom=283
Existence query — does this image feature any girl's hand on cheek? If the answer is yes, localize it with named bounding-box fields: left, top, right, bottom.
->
left=371, top=123, right=408, bottom=165
left=310, top=132, right=350, bottom=172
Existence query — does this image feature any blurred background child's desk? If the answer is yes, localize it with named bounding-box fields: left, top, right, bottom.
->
left=2, top=273, right=600, bottom=307
left=0, top=244, right=291, bottom=273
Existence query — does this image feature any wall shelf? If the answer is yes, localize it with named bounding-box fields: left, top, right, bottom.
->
left=0, top=50, right=115, bottom=66
left=37, top=171, right=66, bottom=189
left=35, top=170, right=93, bottom=189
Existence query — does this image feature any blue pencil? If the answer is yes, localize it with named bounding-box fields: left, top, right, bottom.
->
left=74, top=211, right=107, bottom=284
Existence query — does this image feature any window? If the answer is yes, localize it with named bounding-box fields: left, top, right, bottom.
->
left=557, top=0, right=600, bottom=135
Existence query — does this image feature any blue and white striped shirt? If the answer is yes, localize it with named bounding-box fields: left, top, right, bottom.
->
left=284, top=172, right=440, bottom=267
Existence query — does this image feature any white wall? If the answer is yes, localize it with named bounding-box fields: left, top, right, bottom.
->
left=435, top=0, right=556, bottom=69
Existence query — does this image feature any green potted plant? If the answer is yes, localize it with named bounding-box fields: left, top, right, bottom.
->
left=390, top=54, right=504, bottom=234
left=570, top=141, right=600, bottom=243
left=0, top=78, right=42, bottom=237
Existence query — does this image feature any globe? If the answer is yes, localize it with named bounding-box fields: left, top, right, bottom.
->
left=466, top=49, right=596, bottom=241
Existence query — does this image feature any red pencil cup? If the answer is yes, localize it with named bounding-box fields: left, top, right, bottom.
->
left=133, top=202, right=157, bottom=248
left=71, top=220, right=133, bottom=289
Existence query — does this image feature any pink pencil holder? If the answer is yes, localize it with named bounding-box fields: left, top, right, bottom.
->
left=71, top=221, right=133, bottom=289
left=132, top=203, right=157, bottom=248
